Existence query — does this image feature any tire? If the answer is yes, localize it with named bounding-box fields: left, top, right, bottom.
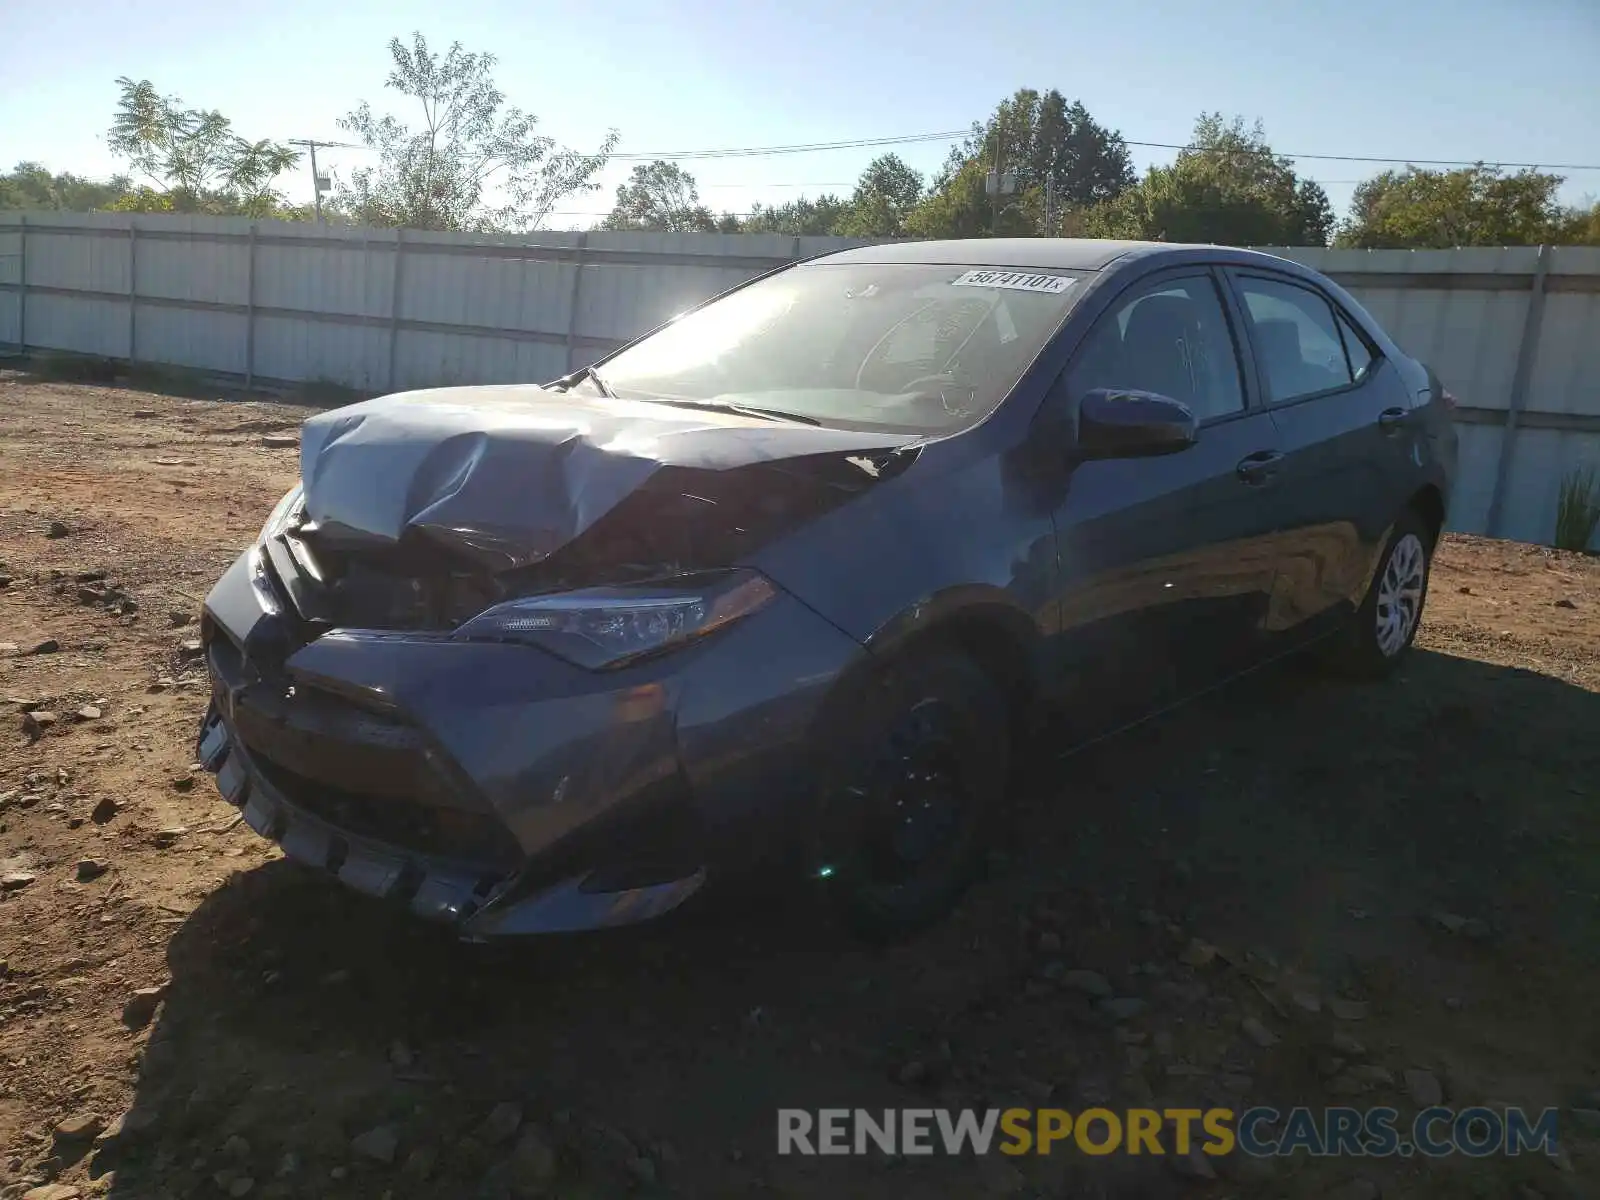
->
left=815, top=649, right=1010, bottom=941
left=1339, top=509, right=1435, bottom=678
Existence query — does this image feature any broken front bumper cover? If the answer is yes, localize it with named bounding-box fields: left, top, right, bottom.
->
left=197, top=705, right=706, bottom=938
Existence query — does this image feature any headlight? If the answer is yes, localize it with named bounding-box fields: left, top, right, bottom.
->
left=452, top=569, right=777, bottom=669
left=260, top=483, right=304, bottom=542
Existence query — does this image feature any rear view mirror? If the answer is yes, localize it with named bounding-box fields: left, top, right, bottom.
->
left=1076, top=388, right=1198, bottom=460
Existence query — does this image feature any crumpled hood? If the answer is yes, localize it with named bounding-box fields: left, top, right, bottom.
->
left=298, top=385, right=921, bottom=572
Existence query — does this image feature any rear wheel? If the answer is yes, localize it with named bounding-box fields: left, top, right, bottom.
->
left=1339, top=510, right=1434, bottom=678
left=817, top=650, right=1009, bottom=940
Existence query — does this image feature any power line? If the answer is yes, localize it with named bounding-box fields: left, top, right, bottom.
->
left=605, top=130, right=971, bottom=161
left=605, top=128, right=1600, bottom=172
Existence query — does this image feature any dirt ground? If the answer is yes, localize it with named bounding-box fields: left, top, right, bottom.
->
left=1, top=373, right=1597, bottom=1200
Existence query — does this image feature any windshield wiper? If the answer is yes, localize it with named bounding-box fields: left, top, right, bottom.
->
left=558, top=365, right=617, bottom=399
left=647, top=398, right=822, bottom=426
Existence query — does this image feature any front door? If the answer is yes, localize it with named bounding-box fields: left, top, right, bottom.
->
left=1043, top=268, right=1286, bottom=734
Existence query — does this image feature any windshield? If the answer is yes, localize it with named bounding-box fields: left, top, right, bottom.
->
left=581, top=263, right=1089, bottom=433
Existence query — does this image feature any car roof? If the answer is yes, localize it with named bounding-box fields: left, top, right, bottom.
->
left=806, top=237, right=1299, bottom=275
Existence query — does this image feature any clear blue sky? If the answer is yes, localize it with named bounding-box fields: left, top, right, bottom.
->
left=2, top=0, right=1597, bottom=229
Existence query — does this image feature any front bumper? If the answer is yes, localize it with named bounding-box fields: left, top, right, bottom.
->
left=198, top=705, right=705, bottom=935
left=196, top=545, right=864, bottom=937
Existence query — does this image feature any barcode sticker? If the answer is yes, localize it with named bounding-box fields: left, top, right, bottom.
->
left=950, top=270, right=1073, bottom=294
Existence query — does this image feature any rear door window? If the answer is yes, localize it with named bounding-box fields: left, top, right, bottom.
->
left=1235, top=276, right=1353, bottom=403
left=1335, top=310, right=1375, bottom=383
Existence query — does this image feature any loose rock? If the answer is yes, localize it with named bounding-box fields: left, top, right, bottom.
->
left=627, top=1154, right=658, bottom=1186
left=54, top=1113, right=105, bottom=1141
left=975, top=1156, right=1027, bottom=1195
left=75, top=859, right=109, bottom=882
left=169, top=610, right=193, bottom=627
left=400, top=1144, right=438, bottom=1179
left=1, top=871, right=37, bottom=891
left=1567, top=1108, right=1600, bottom=1134
left=350, top=1124, right=399, bottom=1164
left=1327, top=1072, right=1369, bottom=1097
left=122, top=984, right=169, bottom=1029
left=1554, top=598, right=1576, bottom=609
left=74, top=706, right=101, bottom=722
left=21, top=711, right=58, bottom=737
left=261, top=433, right=298, bottom=449
left=1179, top=938, right=1217, bottom=968
left=1168, top=1144, right=1218, bottom=1180
left=26, top=638, right=60, bottom=655
left=46, top=520, right=72, bottom=538
left=150, top=827, right=187, bottom=848
left=1099, top=997, right=1147, bottom=1021
left=91, top=796, right=120, bottom=824
left=479, top=1102, right=523, bottom=1145
left=1431, top=911, right=1492, bottom=941
left=1328, top=997, right=1370, bottom=1021
left=1241, top=1017, right=1280, bottom=1048
left=1325, top=1178, right=1381, bottom=1200
left=1062, top=969, right=1113, bottom=999
left=1348, top=1064, right=1393, bottom=1087
left=896, top=1059, right=927, bottom=1086
left=22, top=1185, right=82, bottom=1200
left=1404, top=1068, right=1443, bottom=1107
left=1330, top=1032, right=1367, bottom=1057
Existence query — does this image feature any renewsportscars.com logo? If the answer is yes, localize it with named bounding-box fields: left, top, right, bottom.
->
left=777, top=1106, right=1563, bottom=1160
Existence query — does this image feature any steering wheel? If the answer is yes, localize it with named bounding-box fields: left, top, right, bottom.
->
left=898, top=373, right=976, bottom=417
left=898, top=373, right=961, bottom=395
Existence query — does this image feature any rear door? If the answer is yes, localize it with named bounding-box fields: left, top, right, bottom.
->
left=1044, top=267, right=1287, bottom=731
left=1223, top=270, right=1417, bottom=640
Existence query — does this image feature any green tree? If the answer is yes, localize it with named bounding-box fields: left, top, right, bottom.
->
left=1084, top=114, right=1333, bottom=246
left=338, top=32, right=618, bottom=232
left=1553, top=200, right=1600, bottom=245
left=600, top=160, right=717, bottom=232
left=738, top=194, right=852, bottom=236
left=1337, top=165, right=1598, bottom=248
left=107, top=78, right=299, bottom=216
left=834, top=153, right=924, bottom=237
left=0, top=162, right=132, bottom=211
left=908, top=90, right=1134, bottom=238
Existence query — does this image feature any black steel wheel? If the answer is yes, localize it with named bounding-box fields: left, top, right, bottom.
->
left=818, top=650, right=1009, bottom=940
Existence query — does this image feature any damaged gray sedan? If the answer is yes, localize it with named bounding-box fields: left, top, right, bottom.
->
left=197, top=239, right=1456, bottom=938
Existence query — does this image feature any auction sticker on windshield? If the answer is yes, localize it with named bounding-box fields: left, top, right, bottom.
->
left=950, top=270, right=1074, bottom=294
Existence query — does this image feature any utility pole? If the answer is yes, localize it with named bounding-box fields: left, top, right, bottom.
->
left=984, top=134, right=1015, bottom=236
left=288, top=139, right=361, bottom=223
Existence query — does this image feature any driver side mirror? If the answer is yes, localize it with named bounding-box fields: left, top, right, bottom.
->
left=1075, top=388, right=1198, bottom=460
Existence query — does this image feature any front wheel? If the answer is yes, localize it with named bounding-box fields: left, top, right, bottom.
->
left=1340, top=511, right=1434, bottom=678
left=815, top=650, right=1010, bottom=941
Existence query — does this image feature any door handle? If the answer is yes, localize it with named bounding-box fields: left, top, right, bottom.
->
left=1236, top=450, right=1284, bottom=485
left=1378, top=407, right=1409, bottom=433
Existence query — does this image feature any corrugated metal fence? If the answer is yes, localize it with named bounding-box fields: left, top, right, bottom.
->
left=1, top=213, right=1597, bottom=547
left=1264, top=244, right=1600, bottom=549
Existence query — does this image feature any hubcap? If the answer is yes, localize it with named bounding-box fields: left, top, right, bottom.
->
left=1375, top=532, right=1426, bottom=656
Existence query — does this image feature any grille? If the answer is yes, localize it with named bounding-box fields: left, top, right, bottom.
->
left=249, top=752, right=523, bottom=868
